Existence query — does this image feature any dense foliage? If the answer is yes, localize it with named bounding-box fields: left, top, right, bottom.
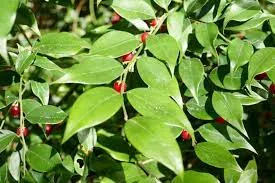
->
left=0, top=0, right=275, bottom=182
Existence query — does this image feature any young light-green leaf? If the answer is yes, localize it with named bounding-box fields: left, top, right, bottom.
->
left=62, top=87, right=123, bottom=143
left=125, top=116, right=184, bottom=178
left=30, top=80, right=49, bottom=105
left=15, top=49, right=35, bottom=75
left=8, top=151, right=20, bottom=181
left=184, top=171, right=220, bottom=183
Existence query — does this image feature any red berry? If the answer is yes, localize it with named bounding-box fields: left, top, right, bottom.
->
left=111, top=12, right=121, bottom=25
left=141, top=32, right=149, bottom=43
left=45, top=124, right=53, bottom=135
left=160, top=25, right=167, bottom=33
left=215, top=117, right=226, bottom=124
left=255, top=72, right=267, bottom=80
left=113, top=81, right=127, bottom=93
left=17, top=127, right=28, bottom=137
left=270, top=83, right=275, bottom=94
left=121, top=53, right=134, bottom=62
left=181, top=130, right=191, bottom=141
left=10, top=103, right=20, bottom=118
left=150, top=19, right=158, bottom=27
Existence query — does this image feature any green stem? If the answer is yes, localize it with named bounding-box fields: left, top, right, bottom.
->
left=218, top=32, right=231, bottom=43
left=81, top=155, right=89, bottom=183
left=89, top=0, right=97, bottom=22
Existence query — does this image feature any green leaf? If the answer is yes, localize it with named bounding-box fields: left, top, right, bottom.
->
left=224, top=168, right=241, bottom=183
left=62, top=87, right=123, bottom=143
left=195, top=142, right=242, bottom=171
left=8, top=151, right=20, bottom=181
left=62, top=155, right=74, bottom=173
left=179, top=58, right=205, bottom=103
left=223, top=0, right=260, bottom=29
left=228, top=38, right=254, bottom=72
left=0, top=38, right=8, bottom=61
left=111, top=0, right=155, bottom=20
left=26, top=144, right=62, bottom=172
left=185, top=0, right=208, bottom=13
left=0, top=164, right=8, bottom=183
left=15, top=49, right=35, bottom=75
left=22, top=99, right=42, bottom=115
left=232, top=92, right=265, bottom=106
left=238, top=159, right=257, bottom=183
left=30, top=80, right=49, bottom=105
left=127, top=88, right=194, bottom=140
left=34, top=32, right=90, bottom=58
left=248, top=47, right=275, bottom=83
left=199, top=0, right=227, bottom=23
left=146, top=34, right=179, bottom=74
left=212, top=91, right=247, bottom=137
left=223, top=67, right=245, bottom=90
left=167, top=12, right=192, bottom=54
left=186, top=95, right=216, bottom=120
left=53, top=55, right=123, bottom=85
left=125, top=116, right=184, bottom=177
left=198, top=123, right=257, bottom=154
left=153, top=0, right=171, bottom=10
left=34, top=56, right=62, bottom=71
left=267, top=67, right=275, bottom=83
left=90, top=31, right=140, bottom=58
left=0, top=0, right=19, bottom=37
left=184, top=170, right=220, bottom=183
left=195, top=23, right=218, bottom=57
left=97, top=134, right=134, bottom=162
left=77, top=127, right=97, bottom=152
left=137, top=56, right=182, bottom=107
left=25, top=105, right=67, bottom=124
left=0, top=130, right=16, bottom=154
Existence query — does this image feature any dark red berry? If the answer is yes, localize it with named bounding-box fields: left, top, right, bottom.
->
left=160, top=25, right=167, bottom=33
left=215, top=117, right=226, bottom=124
left=181, top=130, right=191, bottom=141
left=141, top=32, right=149, bottom=43
left=270, top=83, right=275, bottom=94
left=237, top=33, right=245, bottom=40
left=150, top=19, right=157, bottom=27
left=255, top=72, right=267, bottom=80
left=45, top=124, right=53, bottom=135
left=121, top=53, right=134, bottom=62
left=10, top=103, right=20, bottom=118
left=111, top=12, right=121, bottom=25
left=113, top=81, right=127, bottom=93
left=17, top=127, right=28, bottom=137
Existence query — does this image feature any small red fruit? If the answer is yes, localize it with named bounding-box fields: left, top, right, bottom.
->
left=45, top=124, right=53, bottom=135
left=150, top=19, right=158, bottom=27
left=270, top=83, right=275, bottom=94
left=111, top=12, right=121, bottom=25
left=141, top=32, right=149, bottom=43
left=10, top=103, right=20, bottom=118
left=17, top=127, right=28, bottom=137
left=215, top=117, right=226, bottom=124
left=181, top=130, right=191, bottom=141
left=255, top=72, right=267, bottom=80
left=121, top=53, right=134, bottom=62
left=113, top=81, right=127, bottom=93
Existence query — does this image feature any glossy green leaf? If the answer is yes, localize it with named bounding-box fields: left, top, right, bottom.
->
left=223, top=0, right=260, bottom=29
left=25, top=105, right=67, bottom=124
left=77, top=127, right=97, bottom=152
left=195, top=23, right=218, bottom=57
left=0, top=0, right=19, bottom=37
left=228, top=38, right=254, bottom=72
left=34, top=56, right=62, bottom=71
left=127, top=88, right=194, bottom=140
left=53, top=55, right=123, bottom=85
left=62, top=155, right=74, bottom=173
left=212, top=91, right=247, bottom=137
left=0, top=130, right=16, bottom=154
left=146, top=34, right=179, bottom=74
left=0, top=164, right=8, bottom=183
left=248, top=47, right=275, bottom=83
left=137, top=56, right=182, bottom=107
left=185, top=0, right=208, bottom=13
left=62, top=87, right=123, bottom=143
left=30, top=80, right=49, bottom=105
left=8, top=151, right=20, bottom=181
left=90, top=31, right=140, bottom=58
left=111, top=0, right=155, bottom=20
left=74, top=153, right=85, bottom=176
left=267, top=67, right=275, bottom=83
left=186, top=95, right=216, bottom=120
left=224, top=168, right=241, bottom=183
left=167, top=12, right=192, bottom=54
left=26, top=144, right=62, bottom=172
left=97, top=134, right=134, bottom=162
left=179, top=58, right=205, bottom=103
left=232, top=92, right=265, bottom=106
left=195, top=142, right=242, bottom=171
left=198, top=123, right=257, bottom=153
left=184, top=171, right=220, bottom=183
left=22, top=99, right=41, bottom=115
left=223, top=67, right=245, bottom=90
left=34, top=32, right=90, bottom=58
left=199, top=0, right=227, bottom=23
left=153, top=0, right=171, bottom=10
left=15, top=49, right=35, bottom=75
left=125, top=116, right=184, bottom=177
left=238, top=159, right=257, bottom=183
